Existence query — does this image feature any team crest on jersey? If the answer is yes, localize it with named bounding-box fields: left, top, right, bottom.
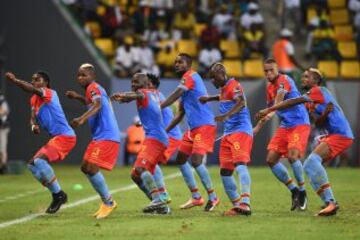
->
left=279, top=82, right=285, bottom=89
left=180, top=78, right=186, bottom=85
left=90, top=90, right=97, bottom=97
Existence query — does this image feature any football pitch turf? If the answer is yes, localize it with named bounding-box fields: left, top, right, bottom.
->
left=0, top=165, right=359, bottom=240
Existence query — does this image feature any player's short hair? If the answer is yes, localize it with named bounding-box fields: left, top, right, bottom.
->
left=35, top=70, right=51, bottom=87
left=80, top=63, right=95, bottom=74
left=264, top=58, right=277, bottom=65
left=308, top=68, right=323, bottom=85
left=209, top=62, right=225, bottom=72
left=147, top=73, right=160, bottom=89
left=178, top=53, right=192, bottom=66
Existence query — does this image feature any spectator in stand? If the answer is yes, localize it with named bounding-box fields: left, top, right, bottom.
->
left=212, top=4, right=236, bottom=39
left=0, top=90, right=10, bottom=174
left=125, top=116, right=145, bottom=165
left=157, top=43, right=177, bottom=77
left=143, top=23, right=170, bottom=52
left=242, top=24, right=268, bottom=60
left=172, top=8, right=196, bottom=39
left=200, top=22, right=221, bottom=47
left=137, top=39, right=161, bottom=76
left=133, top=0, right=157, bottom=34
left=152, top=0, right=174, bottom=31
left=240, top=2, right=264, bottom=30
left=114, top=36, right=140, bottom=78
left=198, top=43, right=222, bottom=76
left=279, top=0, right=301, bottom=36
left=272, top=29, right=304, bottom=76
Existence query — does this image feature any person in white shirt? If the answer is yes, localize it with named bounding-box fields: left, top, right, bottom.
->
left=137, top=39, right=160, bottom=76
left=280, top=0, right=301, bottom=36
left=212, top=5, right=236, bottom=39
left=114, top=36, right=140, bottom=78
left=198, top=44, right=222, bottom=76
left=240, top=3, right=264, bottom=30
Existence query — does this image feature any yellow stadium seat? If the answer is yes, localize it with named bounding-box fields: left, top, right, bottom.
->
left=243, top=60, right=263, bottom=78
left=340, top=61, right=360, bottom=78
left=328, top=0, right=346, bottom=8
left=334, top=25, right=354, bottom=41
left=177, top=40, right=198, bottom=57
left=338, top=41, right=357, bottom=58
left=222, top=60, right=243, bottom=78
left=94, top=38, right=114, bottom=57
left=194, top=23, right=207, bottom=37
left=85, top=21, right=101, bottom=38
left=307, top=8, right=317, bottom=24
left=96, top=6, right=106, bottom=16
left=317, top=61, right=339, bottom=78
left=330, top=9, right=349, bottom=25
left=220, top=40, right=241, bottom=58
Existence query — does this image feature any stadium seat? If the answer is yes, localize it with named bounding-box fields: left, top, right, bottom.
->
left=340, top=61, right=360, bottom=79
left=194, top=23, right=207, bottom=37
left=317, top=61, right=339, bottom=78
left=85, top=21, right=101, bottom=38
left=96, top=6, right=106, bottom=16
left=223, top=60, right=242, bottom=78
left=243, top=60, right=263, bottom=78
left=330, top=9, right=349, bottom=25
left=338, top=41, right=357, bottom=59
left=94, top=38, right=114, bottom=57
left=220, top=40, right=241, bottom=58
left=307, top=8, right=317, bottom=24
left=328, top=0, right=346, bottom=8
left=177, top=40, right=197, bottom=57
left=334, top=25, right=354, bottom=41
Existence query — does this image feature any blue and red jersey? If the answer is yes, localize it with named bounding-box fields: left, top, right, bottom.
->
left=30, top=88, right=75, bottom=137
left=220, top=79, right=253, bottom=136
left=158, top=91, right=182, bottom=140
left=267, top=74, right=309, bottom=128
left=304, top=86, right=353, bottom=139
left=137, top=89, right=169, bottom=146
left=85, top=82, right=120, bottom=142
left=177, top=69, right=215, bottom=130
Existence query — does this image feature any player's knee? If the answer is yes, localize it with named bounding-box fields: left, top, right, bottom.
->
left=266, top=158, right=276, bottom=167
left=175, top=152, right=188, bottom=165
left=130, top=170, right=140, bottom=183
left=220, top=168, right=233, bottom=176
left=134, top=167, right=145, bottom=176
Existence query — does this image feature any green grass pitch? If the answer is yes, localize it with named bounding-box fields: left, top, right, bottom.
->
left=0, top=165, right=359, bottom=240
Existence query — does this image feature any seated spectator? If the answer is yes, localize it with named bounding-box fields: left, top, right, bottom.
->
left=242, top=24, right=268, bottom=60
left=240, top=2, right=264, bottom=30
left=143, top=23, right=169, bottom=51
left=212, top=4, right=236, bottom=39
left=311, top=20, right=342, bottom=62
left=279, top=0, right=301, bottom=36
left=137, top=39, right=160, bottom=76
left=172, top=9, right=196, bottom=39
left=157, top=44, right=177, bottom=77
left=133, top=0, right=157, bottom=34
left=114, top=36, right=140, bottom=78
left=198, top=43, right=222, bottom=76
left=200, top=23, right=221, bottom=47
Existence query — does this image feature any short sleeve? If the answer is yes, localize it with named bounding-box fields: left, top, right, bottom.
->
left=285, top=42, right=294, bottom=55
left=40, top=88, right=52, bottom=103
left=136, top=89, right=148, bottom=108
left=305, top=87, right=325, bottom=104
left=86, top=83, right=101, bottom=103
left=230, top=81, right=244, bottom=99
left=177, top=75, right=195, bottom=91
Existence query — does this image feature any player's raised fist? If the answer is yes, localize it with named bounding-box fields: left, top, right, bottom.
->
left=65, top=90, right=80, bottom=99
left=255, top=109, right=270, bottom=121
left=111, top=93, right=125, bottom=101
left=71, top=117, right=85, bottom=128
left=5, top=72, right=16, bottom=81
left=198, top=96, right=209, bottom=104
left=31, top=124, right=40, bottom=134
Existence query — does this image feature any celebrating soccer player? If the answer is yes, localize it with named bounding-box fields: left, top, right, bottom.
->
left=255, top=58, right=310, bottom=211
left=65, top=63, right=120, bottom=219
left=199, top=63, right=252, bottom=216
left=111, top=73, right=170, bottom=214
left=256, top=68, right=353, bottom=216
left=5, top=71, right=76, bottom=214
left=161, top=53, right=219, bottom=212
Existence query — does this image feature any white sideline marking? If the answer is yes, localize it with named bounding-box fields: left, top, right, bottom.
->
left=0, top=189, right=46, bottom=203
left=0, top=172, right=181, bottom=229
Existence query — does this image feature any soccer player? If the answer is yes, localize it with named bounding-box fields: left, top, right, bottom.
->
left=256, top=58, right=310, bottom=211
left=5, top=71, right=76, bottom=214
left=199, top=63, right=252, bottom=216
left=111, top=73, right=170, bottom=214
left=65, top=63, right=120, bottom=219
left=148, top=74, right=183, bottom=203
left=256, top=68, right=354, bottom=216
left=161, top=53, right=219, bottom=211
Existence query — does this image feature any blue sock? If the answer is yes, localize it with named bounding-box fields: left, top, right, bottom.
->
left=195, top=164, right=217, bottom=201
left=221, top=175, right=240, bottom=207
left=271, top=162, right=297, bottom=191
left=153, top=165, right=166, bottom=193
left=235, top=165, right=251, bottom=205
left=179, top=162, right=201, bottom=199
left=291, top=160, right=305, bottom=191
left=140, top=171, right=161, bottom=202
left=303, top=153, right=336, bottom=204
left=86, top=172, right=113, bottom=206
left=28, top=163, right=42, bottom=183
left=33, top=158, right=61, bottom=194
left=136, top=180, right=151, bottom=200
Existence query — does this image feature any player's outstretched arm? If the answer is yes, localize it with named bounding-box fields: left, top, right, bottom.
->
left=314, top=102, right=334, bottom=127
left=65, top=90, right=86, bottom=105
left=5, top=72, right=43, bottom=96
left=71, top=98, right=102, bottom=128
left=166, top=102, right=185, bottom=132
left=161, top=88, right=184, bottom=109
left=199, top=95, right=220, bottom=103
left=253, top=113, right=274, bottom=135
left=215, top=95, right=245, bottom=122
left=111, top=91, right=143, bottom=103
